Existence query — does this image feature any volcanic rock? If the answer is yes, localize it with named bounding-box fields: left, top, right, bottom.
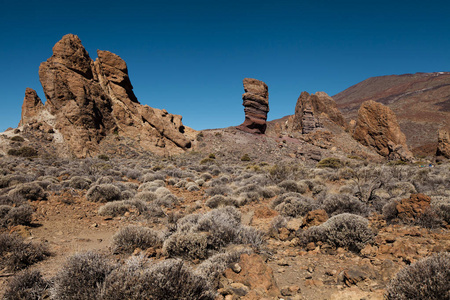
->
left=237, top=78, right=269, bottom=134
left=352, top=100, right=413, bottom=160
left=19, top=88, right=45, bottom=127
left=21, top=34, right=191, bottom=158
left=292, top=91, right=346, bottom=134
left=436, top=127, right=450, bottom=160
left=396, top=193, right=431, bottom=222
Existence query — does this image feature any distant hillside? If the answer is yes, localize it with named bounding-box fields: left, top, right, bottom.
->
left=333, top=72, right=450, bottom=154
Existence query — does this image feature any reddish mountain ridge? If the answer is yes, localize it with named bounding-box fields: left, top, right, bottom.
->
left=333, top=72, right=450, bottom=154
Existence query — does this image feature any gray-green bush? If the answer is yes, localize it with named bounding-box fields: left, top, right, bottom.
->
left=300, top=213, right=375, bottom=252
left=385, top=252, right=449, bottom=300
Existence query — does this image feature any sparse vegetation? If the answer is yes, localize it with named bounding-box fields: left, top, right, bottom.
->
left=86, top=184, right=122, bottom=202
left=8, top=146, right=38, bottom=157
left=112, top=225, right=162, bottom=254
left=317, top=157, right=343, bottom=169
left=3, top=270, right=49, bottom=300
left=1, top=149, right=449, bottom=300
left=385, top=252, right=450, bottom=300
left=299, top=213, right=375, bottom=252
left=0, top=233, right=50, bottom=271
left=10, top=136, right=25, bottom=142
left=52, top=251, right=113, bottom=300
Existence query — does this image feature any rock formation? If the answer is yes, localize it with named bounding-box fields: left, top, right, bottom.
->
left=436, top=127, right=450, bottom=160
left=19, top=88, right=45, bottom=127
left=352, top=100, right=413, bottom=161
left=237, top=78, right=269, bottom=134
left=20, top=34, right=191, bottom=157
left=292, top=91, right=346, bottom=134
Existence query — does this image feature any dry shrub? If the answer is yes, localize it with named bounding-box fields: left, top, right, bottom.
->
left=51, top=251, right=113, bottom=300
left=300, top=213, right=375, bottom=252
left=112, top=225, right=162, bottom=254
left=163, top=207, right=263, bottom=260
left=385, top=252, right=449, bottom=300
left=86, top=184, right=122, bottom=202
left=69, top=176, right=92, bottom=190
left=1, top=204, right=33, bottom=227
left=0, top=233, right=50, bottom=271
left=100, top=258, right=215, bottom=300
left=320, top=194, right=370, bottom=217
left=163, top=232, right=209, bottom=260
left=3, top=270, right=49, bottom=300
left=8, top=182, right=47, bottom=202
left=275, top=196, right=315, bottom=217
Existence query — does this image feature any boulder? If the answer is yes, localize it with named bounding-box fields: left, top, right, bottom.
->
left=21, top=34, right=191, bottom=158
left=352, top=100, right=412, bottom=161
left=436, top=127, right=450, bottom=160
left=292, top=91, right=346, bottom=134
left=396, top=193, right=431, bottom=222
left=237, top=78, right=269, bottom=134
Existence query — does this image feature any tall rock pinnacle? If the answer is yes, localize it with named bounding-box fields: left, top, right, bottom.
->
left=237, top=78, right=269, bottom=134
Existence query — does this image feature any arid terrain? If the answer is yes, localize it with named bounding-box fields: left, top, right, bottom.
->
left=0, top=148, right=449, bottom=299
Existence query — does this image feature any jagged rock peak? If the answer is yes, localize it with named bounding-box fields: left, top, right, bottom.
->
left=353, top=100, right=412, bottom=161
left=19, top=88, right=45, bottom=127
left=21, top=34, right=192, bottom=158
left=237, top=78, right=269, bottom=134
left=95, top=50, right=139, bottom=104
left=50, top=34, right=93, bottom=78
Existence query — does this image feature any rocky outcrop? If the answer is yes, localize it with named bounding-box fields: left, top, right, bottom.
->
left=237, top=78, right=269, bottom=134
left=352, top=100, right=413, bottom=161
left=436, top=127, right=450, bottom=160
left=396, top=193, right=431, bottom=223
left=292, top=91, right=346, bottom=134
left=19, top=88, right=45, bottom=127
left=21, top=34, right=191, bottom=157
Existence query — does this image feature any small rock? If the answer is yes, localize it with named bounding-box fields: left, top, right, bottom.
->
left=306, top=242, right=316, bottom=251
left=281, top=287, right=294, bottom=296
left=279, top=227, right=290, bottom=241
left=277, top=259, right=289, bottom=266
left=231, top=263, right=241, bottom=273
left=286, top=218, right=303, bottom=231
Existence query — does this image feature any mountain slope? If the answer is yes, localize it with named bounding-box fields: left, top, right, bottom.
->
left=333, top=72, right=450, bottom=153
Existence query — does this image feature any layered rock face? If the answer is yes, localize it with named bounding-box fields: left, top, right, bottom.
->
left=237, top=78, right=269, bottom=134
left=352, top=100, right=412, bottom=160
left=436, top=127, right=450, bottom=160
left=21, top=34, right=191, bottom=157
left=292, top=91, right=346, bottom=133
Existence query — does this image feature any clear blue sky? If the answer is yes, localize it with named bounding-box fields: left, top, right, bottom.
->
left=1, top=0, right=449, bottom=131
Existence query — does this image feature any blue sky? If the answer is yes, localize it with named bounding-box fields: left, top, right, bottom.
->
left=1, top=0, right=449, bottom=131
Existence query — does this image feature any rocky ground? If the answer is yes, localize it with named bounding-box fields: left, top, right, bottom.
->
left=0, top=151, right=448, bottom=299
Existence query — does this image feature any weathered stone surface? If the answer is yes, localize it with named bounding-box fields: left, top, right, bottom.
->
left=237, top=78, right=269, bottom=134
left=292, top=91, right=346, bottom=134
left=224, top=253, right=280, bottom=298
left=302, top=209, right=328, bottom=228
left=436, top=127, right=450, bottom=160
left=21, top=34, right=191, bottom=158
left=396, top=193, right=431, bottom=222
left=352, top=100, right=412, bottom=160
left=19, top=88, right=45, bottom=127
